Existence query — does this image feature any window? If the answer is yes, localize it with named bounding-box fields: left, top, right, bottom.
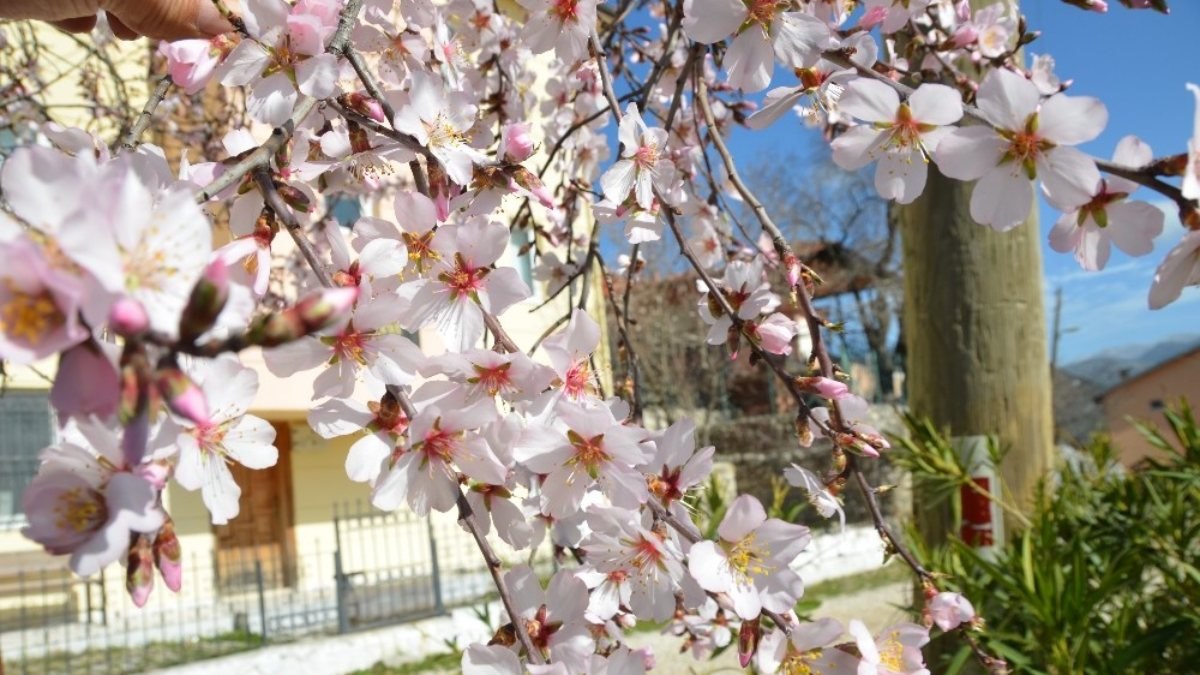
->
left=0, top=393, right=55, bottom=527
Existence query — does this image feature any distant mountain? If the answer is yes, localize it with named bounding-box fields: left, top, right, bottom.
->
left=1064, top=334, right=1200, bottom=390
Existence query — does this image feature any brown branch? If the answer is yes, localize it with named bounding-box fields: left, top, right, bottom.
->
left=252, top=169, right=335, bottom=289
left=118, top=75, right=171, bottom=153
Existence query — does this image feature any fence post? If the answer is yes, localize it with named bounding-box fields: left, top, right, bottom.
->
left=333, top=551, right=349, bottom=634
left=254, top=560, right=268, bottom=643
left=426, top=517, right=444, bottom=614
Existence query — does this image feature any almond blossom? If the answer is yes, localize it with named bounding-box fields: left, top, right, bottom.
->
left=506, top=565, right=595, bottom=670
left=850, top=620, right=931, bottom=675
left=756, top=618, right=857, bottom=674
left=832, top=80, right=964, bottom=204
left=936, top=68, right=1108, bottom=231
left=391, top=72, right=487, bottom=186
left=215, top=0, right=342, bottom=125
left=167, top=356, right=279, bottom=525
left=1148, top=231, right=1200, bottom=309
left=262, top=288, right=422, bottom=399
left=514, top=402, right=648, bottom=518
left=0, top=237, right=89, bottom=364
left=518, top=0, right=597, bottom=64
left=600, top=104, right=676, bottom=211
left=682, top=0, right=833, bottom=92
left=403, top=218, right=530, bottom=352
left=371, top=396, right=506, bottom=516
left=1049, top=135, right=1164, bottom=271
left=784, top=464, right=845, bottom=529
left=928, top=591, right=976, bottom=632
left=687, top=494, right=810, bottom=620
left=582, top=506, right=684, bottom=622
left=864, top=0, right=932, bottom=33
left=543, top=309, right=603, bottom=402
left=308, top=387, right=408, bottom=483
left=159, top=36, right=233, bottom=94
left=21, top=418, right=165, bottom=576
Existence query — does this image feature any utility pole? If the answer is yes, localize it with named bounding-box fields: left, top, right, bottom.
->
left=898, top=0, right=1054, bottom=549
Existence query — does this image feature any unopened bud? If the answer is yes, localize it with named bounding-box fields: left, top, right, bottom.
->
left=737, top=617, right=760, bottom=668
left=248, top=287, right=359, bottom=347
left=126, top=533, right=155, bottom=608
left=795, top=376, right=851, bottom=401
left=344, top=91, right=387, bottom=123
left=277, top=184, right=312, bottom=213
left=295, top=286, right=359, bottom=332
left=153, top=518, right=183, bottom=593
left=155, top=365, right=210, bottom=426
left=501, top=121, right=535, bottom=163
left=179, top=260, right=230, bottom=344
left=109, top=298, right=149, bottom=337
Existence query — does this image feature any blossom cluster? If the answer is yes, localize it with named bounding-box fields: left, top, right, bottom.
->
left=0, top=0, right=1190, bottom=672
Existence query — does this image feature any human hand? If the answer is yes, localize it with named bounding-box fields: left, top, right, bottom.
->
left=0, top=0, right=234, bottom=40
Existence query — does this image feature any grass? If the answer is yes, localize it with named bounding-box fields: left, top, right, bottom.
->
left=7, top=628, right=270, bottom=675
left=803, top=561, right=910, bottom=604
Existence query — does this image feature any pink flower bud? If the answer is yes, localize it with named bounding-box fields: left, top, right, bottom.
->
left=126, top=534, right=155, bottom=608
left=179, top=259, right=230, bottom=344
left=1088, top=0, right=1109, bottom=12
left=951, top=25, right=979, bottom=48
left=153, top=519, right=183, bottom=593
left=501, top=122, right=535, bottom=163
left=109, top=298, right=149, bottom=336
left=929, top=591, right=975, bottom=632
left=737, top=618, right=760, bottom=668
left=295, top=286, right=359, bottom=332
left=796, top=376, right=851, bottom=401
left=345, top=91, right=387, bottom=123
left=155, top=366, right=210, bottom=426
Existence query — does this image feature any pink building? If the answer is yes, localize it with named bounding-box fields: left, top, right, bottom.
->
left=1099, top=345, right=1200, bottom=466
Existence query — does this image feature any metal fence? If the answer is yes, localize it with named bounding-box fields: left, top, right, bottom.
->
left=0, top=501, right=533, bottom=674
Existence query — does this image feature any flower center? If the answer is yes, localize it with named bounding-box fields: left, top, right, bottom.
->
left=877, top=631, right=905, bottom=671
left=634, top=143, right=660, bottom=169
left=0, top=281, right=65, bottom=345
left=424, top=113, right=466, bottom=149
left=999, top=114, right=1054, bottom=178
left=724, top=533, right=771, bottom=582
left=54, top=486, right=107, bottom=534
left=420, top=422, right=464, bottom=462
left=563, top=359, right=592, bottom=399
left=402, top=231, right=440, bottom=273
left=328, top=326, right=369, bottom=365
left=438, top=253, right=488, bottom=300
left=468, top=361, right=513, bottom=396
left=781, top=650, right=822, bottom=675
left=625, top=534, right=666, bottom=570
left=550, top=0, right=580, bottom=22
left=744, top=0, right=781, bottom=26
left=567, top=429, right=609, bottom=476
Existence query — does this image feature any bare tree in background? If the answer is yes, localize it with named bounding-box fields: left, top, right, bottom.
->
left=746, top=154, right=903, bottom=398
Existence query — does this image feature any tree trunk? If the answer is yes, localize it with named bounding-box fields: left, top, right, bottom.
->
left=900, top=0, right=1054, bottom=550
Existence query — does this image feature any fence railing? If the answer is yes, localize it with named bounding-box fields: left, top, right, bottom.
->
left=0, top=501, right=545, bottom=674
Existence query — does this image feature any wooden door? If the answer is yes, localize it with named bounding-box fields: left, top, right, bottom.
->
left=213, top=421, right=296, bottom=591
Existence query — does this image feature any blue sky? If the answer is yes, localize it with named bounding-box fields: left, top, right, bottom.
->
left=717, top=2, right=1198, bottom=364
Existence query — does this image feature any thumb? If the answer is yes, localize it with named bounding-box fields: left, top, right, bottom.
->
left=101, top=0, right=233, bottom=40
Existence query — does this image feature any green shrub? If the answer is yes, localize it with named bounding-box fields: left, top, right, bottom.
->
left=895, top=402, right=1200, bottom=674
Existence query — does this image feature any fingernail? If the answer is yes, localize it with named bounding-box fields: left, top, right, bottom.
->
left=196, top=1, right=234, bottom=37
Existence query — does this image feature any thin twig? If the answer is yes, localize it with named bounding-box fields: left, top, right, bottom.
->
left=118, top=75, right=172, bottom=153
left=253, top=169, right=335, bottom=289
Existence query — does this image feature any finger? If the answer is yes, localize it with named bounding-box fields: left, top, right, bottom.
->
left=50, top=15, right=100, bottom=34
left=101, top=0, right=233, bottom=40
left=105, top=14, right=140, bottom=41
